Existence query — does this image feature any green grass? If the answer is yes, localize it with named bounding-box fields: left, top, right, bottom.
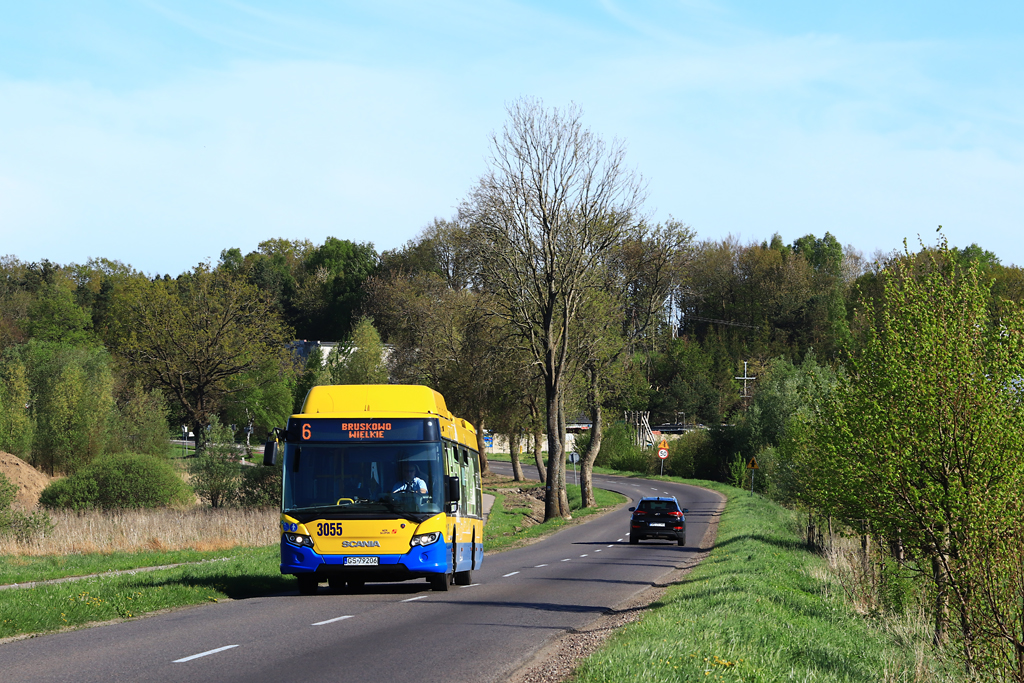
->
left=484, top=479, right=625, bottom=554
left=572, top=482, right=957, bottom=683
left=0, top=546, right=261, bottom=586
left=0, top=546, right=290, bottom=639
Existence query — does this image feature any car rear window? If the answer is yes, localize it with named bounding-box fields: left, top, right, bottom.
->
left=638, top=500, right=677, bottom=512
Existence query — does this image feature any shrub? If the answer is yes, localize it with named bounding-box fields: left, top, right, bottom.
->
left=0, top=471, right=55, bottom=542
left=190, top=419, right=241, bottom=508
left=0, top=472, right=15, bottom=510
left=237, top=464, right=282, bottom=508
left=665, top=430, right=712, bottom=478
left=39, top=453, right=192, bottom=510
left=611, top=448, right=654, bottom=474
left=593, top=422, right=643, bottom=469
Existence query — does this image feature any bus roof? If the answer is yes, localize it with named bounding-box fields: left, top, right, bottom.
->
left=297, top=385, right=478, bottom=446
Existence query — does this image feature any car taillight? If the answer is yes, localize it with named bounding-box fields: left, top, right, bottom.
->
left=669, top=511, right=682, bottom=517
left=634, top=510, right=646, bottom=516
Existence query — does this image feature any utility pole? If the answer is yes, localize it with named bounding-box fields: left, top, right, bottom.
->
left=735, top=361, right=756, bottom=405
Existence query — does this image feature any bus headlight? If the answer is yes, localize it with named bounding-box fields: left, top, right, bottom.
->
left=409, top=532, right=440, bottom=547
left=284, top=533, right=314, bottom=548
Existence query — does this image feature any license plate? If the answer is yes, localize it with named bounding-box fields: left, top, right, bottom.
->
left=345, top=556, right=378, bottom=566
left=649, top=523, right=665, bottom=527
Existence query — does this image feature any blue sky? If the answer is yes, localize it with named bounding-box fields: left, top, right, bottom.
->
left=2, top=1, right=1023, bottom=275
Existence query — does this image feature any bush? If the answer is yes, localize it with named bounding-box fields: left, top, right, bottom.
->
left=190, top=419, right=242, bottom=508
left=0, top=471, right=55, bottom=542
left=0, top=472, right=15, bottom=510
left=664, top=430, right=712, bottom=478
left=39, top=453, right=192, bottom=510
left=594, top=422, right=645, bottom=469
left=237, top=464, right=282, bottom=508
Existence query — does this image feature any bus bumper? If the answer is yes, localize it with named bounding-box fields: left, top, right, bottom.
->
left=280, top=537, right=451, bottom=578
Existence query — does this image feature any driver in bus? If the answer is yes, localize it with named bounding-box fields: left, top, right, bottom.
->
left=392, top=461, right=428, bottom=494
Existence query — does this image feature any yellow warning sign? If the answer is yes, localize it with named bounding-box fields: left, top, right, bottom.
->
left=746, top=457, right=759, bottom=470
left=658, top=439, right=669, bottom=450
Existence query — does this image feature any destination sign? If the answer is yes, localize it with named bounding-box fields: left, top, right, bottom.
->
left=287, top=417, right=435, bottom=442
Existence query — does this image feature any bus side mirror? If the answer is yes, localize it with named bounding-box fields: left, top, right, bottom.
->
left=447, top=476, right=460, bottom=503
left=263, top=440, right=278, bottom=467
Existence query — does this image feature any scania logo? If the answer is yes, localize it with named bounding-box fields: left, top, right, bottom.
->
left=341, top=540, right=382, bottom=548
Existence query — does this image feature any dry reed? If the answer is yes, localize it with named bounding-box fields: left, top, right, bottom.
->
left=0, top=508, right=280, bottom=557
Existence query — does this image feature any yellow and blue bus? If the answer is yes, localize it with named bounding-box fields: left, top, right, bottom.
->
left=263, top=384, right=484, bottom=595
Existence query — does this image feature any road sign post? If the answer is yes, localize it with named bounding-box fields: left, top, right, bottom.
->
left=657, top=439, right=669, bottom=476
left=746, top=456, right=759, bottom=495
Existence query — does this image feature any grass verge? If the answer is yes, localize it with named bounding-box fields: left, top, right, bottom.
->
left=484, top=477, right=626, bottom=554
left=0, top=546, right=262, bottom=586
left=0, top=546, right=290, bottom=640
left=571, top=482, right=957, bottom=683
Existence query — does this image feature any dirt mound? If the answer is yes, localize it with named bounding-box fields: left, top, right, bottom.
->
left=0, top=452, right=51, bottom=510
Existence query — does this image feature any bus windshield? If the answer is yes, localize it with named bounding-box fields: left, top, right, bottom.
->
left=282, top=442, right=445, bottom=518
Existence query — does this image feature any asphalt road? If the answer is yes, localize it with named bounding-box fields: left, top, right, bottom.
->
left=1, top=465, right=724, bottom=683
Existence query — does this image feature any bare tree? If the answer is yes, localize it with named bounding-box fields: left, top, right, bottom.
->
left=469, top=98, right=646, bottom=521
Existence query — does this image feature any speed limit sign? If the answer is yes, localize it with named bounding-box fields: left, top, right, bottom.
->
left=658, top=448, right=668, bottom=459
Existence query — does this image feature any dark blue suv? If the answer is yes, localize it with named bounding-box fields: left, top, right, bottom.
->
left=629, top=496, right=687, bottom=546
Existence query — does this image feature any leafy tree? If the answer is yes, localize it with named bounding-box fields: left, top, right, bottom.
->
left=292, top=345, right=323, bottom=413
left=25, top=283, right=97, bottom=346
left=367, top=267, right=510, bottom=475
left=105, top=380, right=172, bottom=458
left=294, top=238, right=378, bottom=341
left=805, top=238, right=1024, bottom=665
left=222, top=356, right=296, bottom=446
left=12, top=341, right=113, bottom=474
left=109, top=265, right=292, bottom=446
left=0, top=356, right=33, bottom=457
left=469, top=98, right=646, bottom=520
left=323, top=317, right=388, bottom=385
left=574, top=221, right=694, bottom=507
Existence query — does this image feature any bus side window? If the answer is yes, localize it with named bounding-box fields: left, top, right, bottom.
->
left=463, top=448, right=479, bottom=517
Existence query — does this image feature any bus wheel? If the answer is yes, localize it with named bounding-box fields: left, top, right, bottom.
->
left=348, top=578, right=365, bottom=591
left=454, top=569, right=472, bottom=586
left=327, top=577, right=345, bottom=592
left=429, top=572, right=451, bottom=591
left=297, top=574, right=318, bottom=595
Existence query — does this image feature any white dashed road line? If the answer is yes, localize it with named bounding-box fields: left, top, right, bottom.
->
left=561, top=558, right=571, bottom=562
left=461, top=583, right=481, bottom=588
left=534, top=564, right=548, bottom=568
left=312, top=615, right=354, bottom=626
left=502, top=572, right=520, bottom=577
left=579, top=554, right=588, bottom=557
left=174, top=645, right=239, bottom=663
left=402, top=596, right=427, bottom=602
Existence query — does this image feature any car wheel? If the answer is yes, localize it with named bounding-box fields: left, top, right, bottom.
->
left=629, top=534, right=639, bottom=545
left=678, top=534, right=686, bottom=547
